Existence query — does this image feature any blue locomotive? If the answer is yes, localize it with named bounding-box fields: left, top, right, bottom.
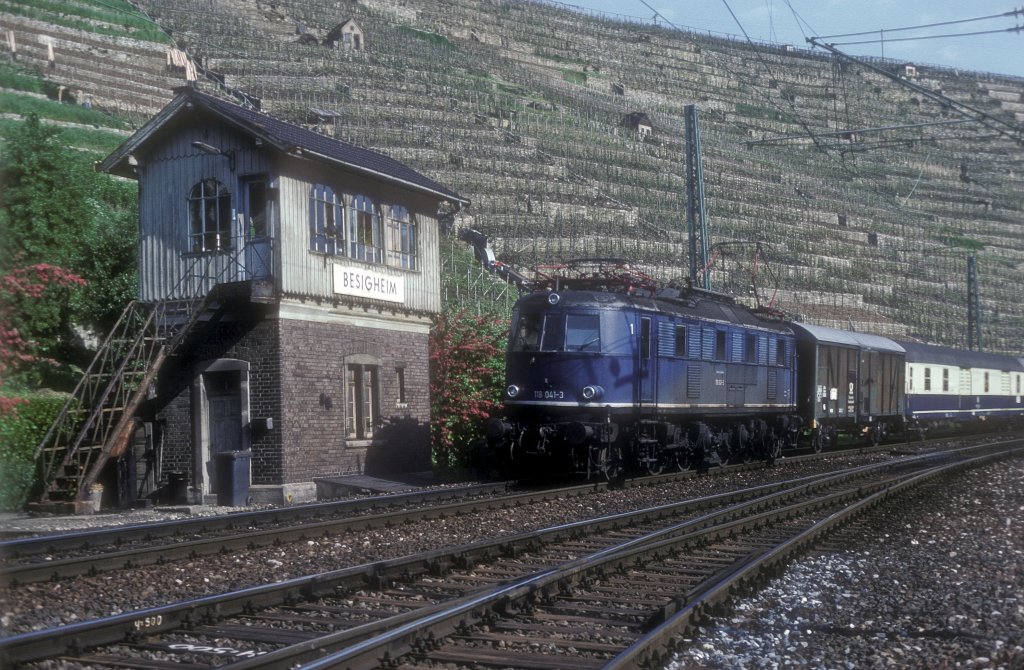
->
left=485, top=261, right=803, bottom=478
left=483, top=260, right=1023, bottom=479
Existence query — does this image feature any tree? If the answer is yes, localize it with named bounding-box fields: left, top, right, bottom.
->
left=0, top=113, right=137, bottom=387
left=429, top=308, right=507, bottom=471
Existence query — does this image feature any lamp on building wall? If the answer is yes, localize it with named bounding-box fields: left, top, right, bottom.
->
left=191, top=140, right=235, bottom=171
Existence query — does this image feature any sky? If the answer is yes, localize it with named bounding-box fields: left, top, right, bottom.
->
left=560, top=0, right=1024, bottom=79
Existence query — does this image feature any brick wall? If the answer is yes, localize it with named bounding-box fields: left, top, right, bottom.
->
left=154, top=303, right=282, bottom=489
left=278, top=316, right=432, bottom=481
left=153, top=302, right=431, bottom=494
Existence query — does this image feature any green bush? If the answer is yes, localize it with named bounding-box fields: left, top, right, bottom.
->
left=0, top=393, right=67, bottom=510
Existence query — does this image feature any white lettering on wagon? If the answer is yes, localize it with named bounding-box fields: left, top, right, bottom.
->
left=333, top=265, right=405, bottom=304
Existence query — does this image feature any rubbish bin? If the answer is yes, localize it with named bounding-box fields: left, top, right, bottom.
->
left=166, top=471, right=187, bottom=504
left=215, top=450, right=251, bottom=506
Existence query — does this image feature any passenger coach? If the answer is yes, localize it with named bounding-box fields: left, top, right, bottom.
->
left=901, top=341, right=1024, bottom=426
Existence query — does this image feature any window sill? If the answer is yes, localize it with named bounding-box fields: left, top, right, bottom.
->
left=183, top=249, right=232, bottom=257
left=345, top=439, right=382, bottom=448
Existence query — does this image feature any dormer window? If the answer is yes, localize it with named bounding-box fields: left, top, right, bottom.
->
left=310, top=183, right=345, bottom=255
left=349, top=195, right=383, bottom=263
left=188, top=179, right=232, bottom=252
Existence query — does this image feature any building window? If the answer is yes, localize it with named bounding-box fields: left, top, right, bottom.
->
left=310, top=184, right=344, bottom=254
left=386, top=205, right=418, bottom=269
left=349, top=195, right=383, bottom=263
left=188, top=179, right=232, bottom=252
left=346, top=364, right=379, bottom=439
left=924, top=368, right=931, bottom=391
left=396, top=367, right=407, bottom=405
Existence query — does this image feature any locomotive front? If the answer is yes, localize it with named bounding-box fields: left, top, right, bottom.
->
left=487, top=289, right=642, bottom=478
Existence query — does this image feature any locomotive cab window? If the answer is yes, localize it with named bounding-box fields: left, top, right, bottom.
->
left=565, top=314, right=601, bottom=352
left=511, top=313, right=542, bottom=351
left=541, top=314, right=565, bottom=351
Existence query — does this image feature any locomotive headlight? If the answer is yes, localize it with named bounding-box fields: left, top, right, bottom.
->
left=506, top=384, right=521, bottom=399
left=547, top=292, right=560, bottom=305
left=581, top=385, right=605, bottom=401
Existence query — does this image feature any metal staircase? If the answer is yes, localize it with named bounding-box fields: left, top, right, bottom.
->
left=31, top=259, right=234, bottom=510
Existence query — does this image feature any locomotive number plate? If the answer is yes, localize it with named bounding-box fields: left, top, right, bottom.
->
left=534, top=390, right=565, bottom=399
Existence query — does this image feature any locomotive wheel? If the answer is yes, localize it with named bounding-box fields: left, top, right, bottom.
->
left=638, top=441, right=663, bottom=475
left=644, top=457, right=664, bottom=476
left=592, top=445, right=622, bottom=481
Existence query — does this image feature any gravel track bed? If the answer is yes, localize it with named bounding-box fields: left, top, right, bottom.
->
left=668, top=456, right=1024, bottom=669
left=0, top=453, right=892, bottom=636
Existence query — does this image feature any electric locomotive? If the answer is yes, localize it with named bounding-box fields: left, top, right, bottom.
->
left=485, top=261, right=803, bottom=478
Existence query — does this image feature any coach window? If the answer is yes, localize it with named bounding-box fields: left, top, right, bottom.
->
left=924, top=367, right=932, bottom=391
left=744, top=333, right=756, bottom=363
left=908, top=367, right=914, bottom=392
left=310, top=184, right=344, bottom=254
left=640, top=318, right=652, bottom=359
left=675, top=325, right=687, bottom=357
left=942, top=368, right=949, bottom=392
left=984, top=372, right=990, bottom=393
left=188, top=179, right=232, bottom=252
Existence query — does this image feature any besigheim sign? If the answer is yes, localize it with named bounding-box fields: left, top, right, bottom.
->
left=333, top=265, right=405, bottom=304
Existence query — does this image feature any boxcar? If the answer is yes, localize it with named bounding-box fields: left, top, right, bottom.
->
left=790, top=323, right=905, bottom=449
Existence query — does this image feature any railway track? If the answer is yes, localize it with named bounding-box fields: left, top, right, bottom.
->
left=2, top=438, right=1017, bottom=668
left=0, top=436, right=917, bottom=587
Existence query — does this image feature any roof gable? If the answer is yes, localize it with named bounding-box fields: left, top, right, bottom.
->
left=99, top=87, right=467, bottom=205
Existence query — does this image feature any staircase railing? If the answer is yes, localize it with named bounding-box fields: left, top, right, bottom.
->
left=32, top=252, right=249, bottom=507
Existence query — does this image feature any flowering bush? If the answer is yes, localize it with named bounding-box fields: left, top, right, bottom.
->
left=429, top=309, right=508, bottom=470
left=0, top=263, right=85, bottom=388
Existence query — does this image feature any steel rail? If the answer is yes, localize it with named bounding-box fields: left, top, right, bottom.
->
left=3, top=440, right=1012, bottom=667
left=0, top=451, right=937, bottom=665
left=0, top=438, right=902, bottom=584
left=288, top=442, right=1019, bottom=670
left=605, top=446, right=1015, bottom=669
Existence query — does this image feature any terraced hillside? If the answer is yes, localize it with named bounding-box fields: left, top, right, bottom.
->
left=5, top=0, right=1022, bottom=352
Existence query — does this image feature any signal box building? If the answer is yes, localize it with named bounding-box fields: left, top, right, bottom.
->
left=100, top=86, right=467, bottom=505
